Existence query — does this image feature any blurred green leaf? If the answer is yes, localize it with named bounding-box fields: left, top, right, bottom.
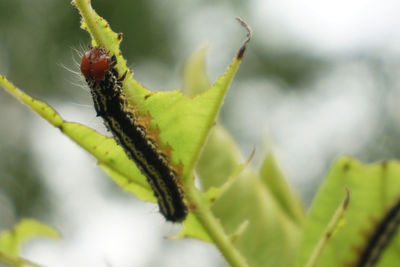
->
left=295, top=157, right=400, bottom=267
left=0, top=218, right=59, bottom=267
left=170, top=213, right=212, bottom=242
left=0, top=219, right=59, bottom=256
left=213, top=170, right=301, bottom=267
left=196, top=122, right=300, bottom=267
left=197, top=125, right=243, bottom=190
left=304, top=189, right=350, bottom=267
left=259, top=153, right=305, bottom=225
left=189, top=48, right=301, bottom=266
left=182, top=47, right=211, bottom=96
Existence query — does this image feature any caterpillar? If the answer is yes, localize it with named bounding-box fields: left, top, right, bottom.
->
left=80, top=47, right=187, bottom=222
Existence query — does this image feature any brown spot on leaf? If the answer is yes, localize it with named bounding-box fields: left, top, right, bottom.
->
left=360, top=229, right=371, bottom=239
left=343, top=162, right=351, bottom=172
left=189, top=203, right=196, bottom=211
left=344, top=261, right=355, bottom=267
left=351, top=245, right=362, bottom=254
left=368, top=215, right=378, bottom=225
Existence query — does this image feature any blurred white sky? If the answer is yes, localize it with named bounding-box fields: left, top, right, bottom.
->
left=17, top=1, right=400, bottom=266
left=253, top=0, right=400, bottom=54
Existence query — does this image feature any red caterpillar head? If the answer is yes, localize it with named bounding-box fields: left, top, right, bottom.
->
left=80, top=47, right=112, bottom=82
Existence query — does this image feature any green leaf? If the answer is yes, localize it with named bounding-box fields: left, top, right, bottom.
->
left=139, top=59, right=243, bottom=181
left=195, top=125, right=301, bottom=266
left=61, top=123, right=154, bottom=202
left=182, top=47, right=211, bottom=96
left=259, top=152, right=305, bottom=225
left=169, top=213, right=212, bottom=242
left=0, top=219, right=59, bottom=267
left=295, top=156, right=400, bottom=267
left=197, top=125, right=243, bottom=190
left=212, top=170, right=301, bottom=267
left=0, top=219, right=59, bottom=256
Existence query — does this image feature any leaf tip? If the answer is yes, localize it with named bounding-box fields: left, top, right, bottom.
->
left=235, top=17, right=252, bottom=59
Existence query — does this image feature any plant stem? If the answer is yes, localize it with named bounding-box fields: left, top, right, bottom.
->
left=185, top=179, right=249, bottom=267
left=72, top=0, right=107, bottom=48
